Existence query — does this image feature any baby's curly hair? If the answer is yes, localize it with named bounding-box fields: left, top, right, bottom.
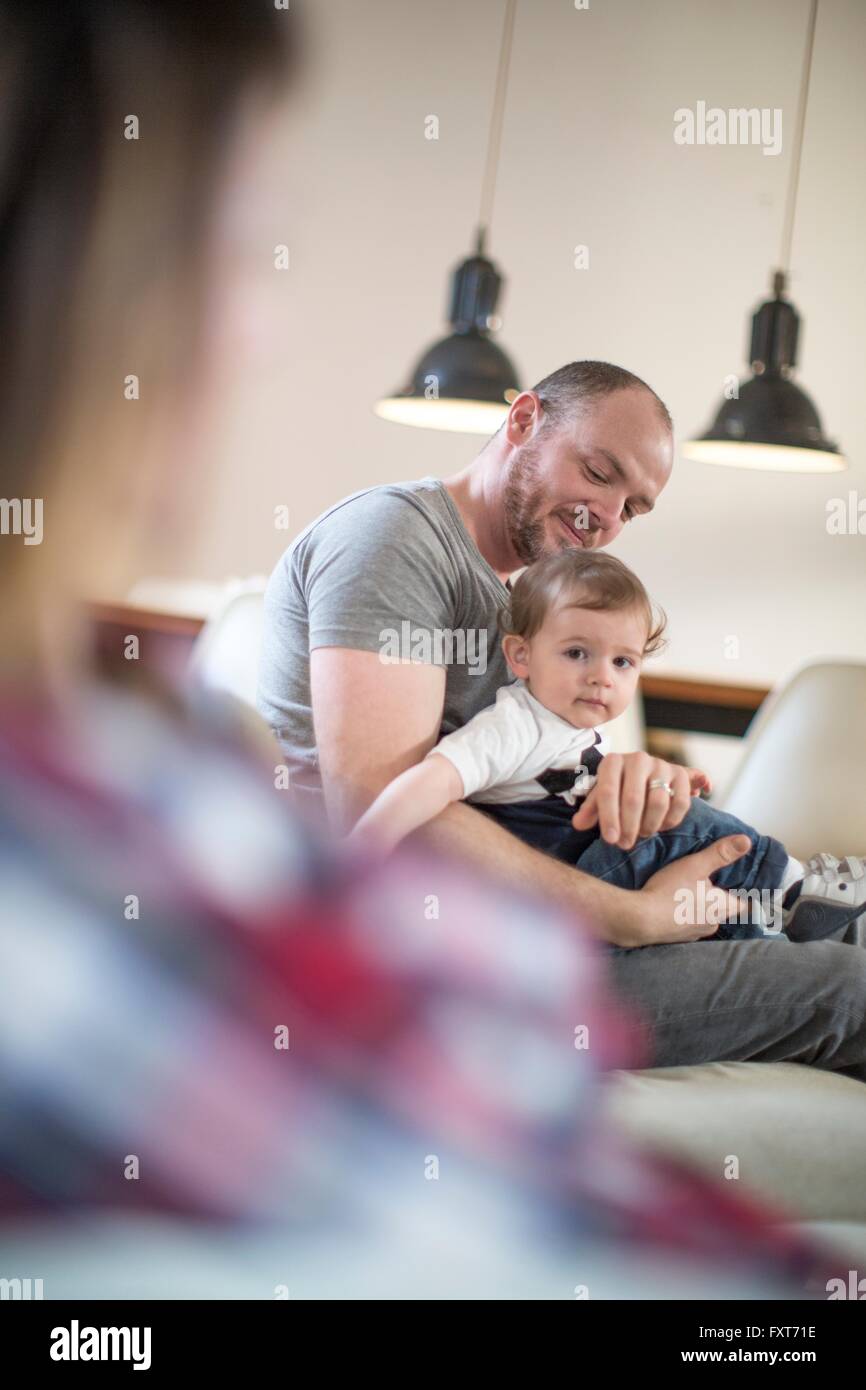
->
left=497, top=551, right=668, bottom=657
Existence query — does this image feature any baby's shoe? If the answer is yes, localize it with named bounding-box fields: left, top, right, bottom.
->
left=784, top=853, right=866, bottom=941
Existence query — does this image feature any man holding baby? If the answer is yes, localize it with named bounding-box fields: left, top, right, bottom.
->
left=258, top=360, right=866, bottom=1082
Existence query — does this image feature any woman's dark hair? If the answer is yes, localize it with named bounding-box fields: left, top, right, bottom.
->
left=0, top=0, right=299, bottom=553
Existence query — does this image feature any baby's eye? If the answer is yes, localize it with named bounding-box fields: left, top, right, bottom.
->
left=613, top=656, right=634, bottom=669
left=565, top=647, right=587, bottom=661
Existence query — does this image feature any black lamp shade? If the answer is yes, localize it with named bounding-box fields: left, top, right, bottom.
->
left=397, top=328, right=519, bottom=405
left=683, top=282, right=845, bottom=472
left=696, top=374, right=839, bottom=454
left=375, top=246, right=521, bottom=433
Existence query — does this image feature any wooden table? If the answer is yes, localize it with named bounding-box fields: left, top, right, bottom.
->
left=88, top=602, right=770, bottom=737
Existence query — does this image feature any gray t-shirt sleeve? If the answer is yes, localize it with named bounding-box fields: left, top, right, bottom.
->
left=297, top=488, right=462, bottom=659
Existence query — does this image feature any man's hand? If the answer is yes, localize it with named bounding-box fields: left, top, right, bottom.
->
left=572, top=751, right=709, bottom=849
left=618, top=833, right=752, bottom=947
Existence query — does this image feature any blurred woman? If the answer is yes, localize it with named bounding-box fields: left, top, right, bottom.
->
left=0, top=0, right=829, bottom=1299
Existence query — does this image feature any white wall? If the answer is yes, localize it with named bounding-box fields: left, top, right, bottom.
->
left=167, top=0, right=866, bottom=690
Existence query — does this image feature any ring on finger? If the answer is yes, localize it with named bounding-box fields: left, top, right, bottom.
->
left=648, top=778, right=675, bottom=796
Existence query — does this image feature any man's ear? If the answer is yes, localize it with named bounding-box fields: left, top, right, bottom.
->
left=502, top=633, right=531, bottom=678
left=504, top=390, right=543, bottom=447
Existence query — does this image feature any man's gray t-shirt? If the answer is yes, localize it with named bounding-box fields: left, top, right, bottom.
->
left=256, top=476, right=515, bottom=804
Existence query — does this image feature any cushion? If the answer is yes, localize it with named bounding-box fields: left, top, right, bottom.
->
left=603, top=1061, right=866, bottom=1227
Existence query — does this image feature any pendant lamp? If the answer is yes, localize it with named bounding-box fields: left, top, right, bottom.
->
left=374, top=0, right=521, bottom=434
left=682, top=0, right=846, bottom=473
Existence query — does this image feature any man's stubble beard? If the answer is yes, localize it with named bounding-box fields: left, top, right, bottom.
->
left=502, top=436, right=566, bottom=567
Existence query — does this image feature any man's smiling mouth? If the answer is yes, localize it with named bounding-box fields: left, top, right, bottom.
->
left=557, top=513, right=589, bottom=546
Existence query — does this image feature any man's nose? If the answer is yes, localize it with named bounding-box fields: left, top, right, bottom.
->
left=589, top=493, right=626, bottom=533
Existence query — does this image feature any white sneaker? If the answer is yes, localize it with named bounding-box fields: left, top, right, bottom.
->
left=784, top=853, right=866, bottom=941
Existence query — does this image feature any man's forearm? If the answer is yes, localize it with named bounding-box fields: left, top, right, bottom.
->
left=405, top=799, right=641, bottom=947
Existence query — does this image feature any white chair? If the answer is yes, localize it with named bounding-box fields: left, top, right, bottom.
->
left=717, top=660, right=866, bottom=861
left=603, top=691, right=646, bottom=754
left=188, top=583, right=267, bottom=709
left=606, top=658, right=866, bottom=1264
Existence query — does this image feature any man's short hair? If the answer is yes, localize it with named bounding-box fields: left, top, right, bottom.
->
left=529, top=361, right=673, bottom=434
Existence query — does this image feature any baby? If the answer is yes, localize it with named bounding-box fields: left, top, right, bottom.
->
left=351, top=550, right=866, bottom=944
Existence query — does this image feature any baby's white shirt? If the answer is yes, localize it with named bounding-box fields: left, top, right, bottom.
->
left=425, top=678, right=609, bottom=806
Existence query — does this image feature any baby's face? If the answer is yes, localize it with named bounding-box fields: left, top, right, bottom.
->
left=506, top=602, right=646, bottom=729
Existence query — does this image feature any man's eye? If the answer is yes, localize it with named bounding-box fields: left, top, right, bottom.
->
left=587, top=469, right=606, bottom=484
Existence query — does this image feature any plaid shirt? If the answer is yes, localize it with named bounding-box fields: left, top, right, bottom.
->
left=0, top=680, right=832, bottom=1294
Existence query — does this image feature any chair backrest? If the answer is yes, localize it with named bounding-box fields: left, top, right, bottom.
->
left=189, top=587, right=267, bottom=712
left=718, top=660, right=866, bottom=861
left=604, top=693, right=647, bottom=755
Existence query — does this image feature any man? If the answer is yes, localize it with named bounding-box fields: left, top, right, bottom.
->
left=258, top=360, right=866, bottom=1082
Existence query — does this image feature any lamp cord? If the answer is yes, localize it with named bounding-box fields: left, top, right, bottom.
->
left=778, top=0, right=819, bottom=286
left=477, top=0, right=518, bottom=255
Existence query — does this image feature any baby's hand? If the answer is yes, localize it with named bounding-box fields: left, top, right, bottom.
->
left=687, top=767, right=712, bottom=797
